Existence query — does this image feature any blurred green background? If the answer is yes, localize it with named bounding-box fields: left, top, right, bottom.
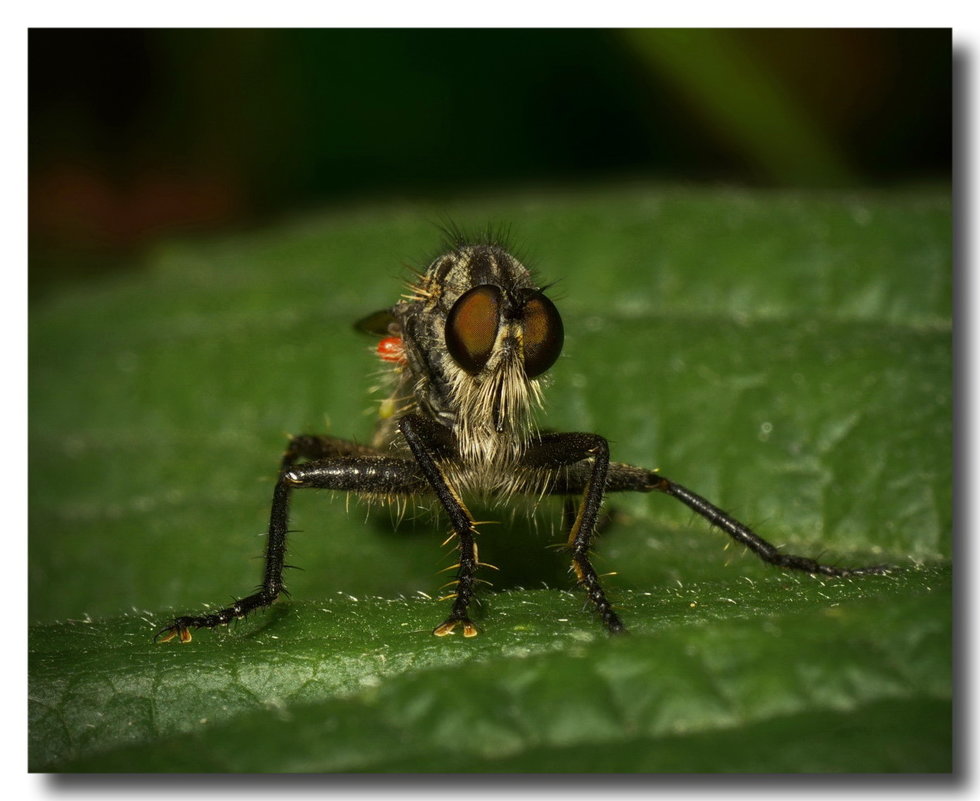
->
left=30, top=28, right=950, bottom=295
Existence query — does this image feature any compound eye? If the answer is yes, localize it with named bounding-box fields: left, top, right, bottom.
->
left=445, top=285, right=502, bottom=374
left=522, top=292, right=563, bottom=378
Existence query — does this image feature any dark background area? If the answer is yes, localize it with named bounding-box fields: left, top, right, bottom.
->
left=28, top=28, right=951, bottom=295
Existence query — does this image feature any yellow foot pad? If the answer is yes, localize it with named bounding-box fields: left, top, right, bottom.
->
left=155, top=626, right=192, bottom=644
left=432, top=619, right=479, bottom=638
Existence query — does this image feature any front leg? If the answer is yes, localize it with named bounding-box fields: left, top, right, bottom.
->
left=397, top=413, right=483, bottom=638
left=524, top=433, right=624, bottom=633
left=156, top=435, right=428, bottom=643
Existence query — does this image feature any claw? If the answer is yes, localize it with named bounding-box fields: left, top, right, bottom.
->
left=432, top=620, right=458, bottom=637
left=432, top=617, right=478, bottom=638
left=155, top=622, right=192, bottom=644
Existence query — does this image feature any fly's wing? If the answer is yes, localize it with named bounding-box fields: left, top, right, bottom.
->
left=354, top=309, right=397, bottom=336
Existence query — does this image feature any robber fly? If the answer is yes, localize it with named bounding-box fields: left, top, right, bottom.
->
left=157, top=237, right=886, bottom=643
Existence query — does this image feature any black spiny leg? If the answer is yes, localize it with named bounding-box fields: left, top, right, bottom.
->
left=398, top=413, right=482, bottom=637
left=156, top=436, right=428, bottom=643
left=542, top=459, right=887, bottom=577
left=524, top=433, right=624, bottom=633
left=280, top=434, right=382, bottom=470
left=646, top=473, right=889, bottom=577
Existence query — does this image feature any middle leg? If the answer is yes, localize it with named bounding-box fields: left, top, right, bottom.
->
left=156, top=450, right=429, bottom=643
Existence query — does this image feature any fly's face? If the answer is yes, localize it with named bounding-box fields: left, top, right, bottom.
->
left=399, top=244, right=564, bottom=464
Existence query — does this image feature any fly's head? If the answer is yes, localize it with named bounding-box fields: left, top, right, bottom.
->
left=393, top=242, right=564, bottom=463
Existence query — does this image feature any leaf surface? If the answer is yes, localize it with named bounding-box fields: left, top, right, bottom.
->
left=29, top=185, right=951, bottom=772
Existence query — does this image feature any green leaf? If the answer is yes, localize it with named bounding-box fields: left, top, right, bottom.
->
left=29, top=185, right=951, bottom=772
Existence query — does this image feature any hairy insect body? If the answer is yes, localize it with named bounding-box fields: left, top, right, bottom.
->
left=157, top=236, right=886, bottom=645
left=404, top=249, right=543, bottom=440
left=377, top=246, right=551, bottom=497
